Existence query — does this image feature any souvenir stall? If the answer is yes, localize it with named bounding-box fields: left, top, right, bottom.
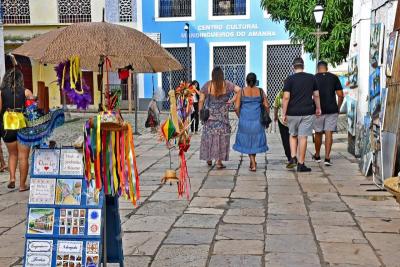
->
left=348, top=0, right=399, bottom=190
left=13, top=21, right=182, bottom=266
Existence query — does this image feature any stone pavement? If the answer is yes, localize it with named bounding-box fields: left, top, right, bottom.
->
left=0, top=116, right=399, bottom=267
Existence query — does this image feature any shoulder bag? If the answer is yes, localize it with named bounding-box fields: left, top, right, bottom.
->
left=3, top=70, right=26, bottom=130
left=259, top=88, right=272, bottom=129
left=200, top=84, right=211, bottom=122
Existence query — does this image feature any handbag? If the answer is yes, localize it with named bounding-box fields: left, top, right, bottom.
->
left=200, top=85, right=210, bottom=122
left=3, top=69, right=26, bottom=130
left=259, top=88, right=272, bottom=129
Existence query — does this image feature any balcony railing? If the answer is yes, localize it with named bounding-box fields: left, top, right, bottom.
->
left=212, top=0, right=246, bottom=16
left=159, top=0, right=192, bottom=18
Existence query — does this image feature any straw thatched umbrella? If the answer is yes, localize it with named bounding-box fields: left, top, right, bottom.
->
left=13, top=22, right=182, bottom=130
left=13, top=22, right=182, bottom=72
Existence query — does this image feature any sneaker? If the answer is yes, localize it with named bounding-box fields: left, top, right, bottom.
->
left=312, top=154, right=322, bottom=163
left=286, top=157, right=298, bottom=169
left=297, top=163, right=312, bottom=172
left=324, top=159, right=332, bottom=166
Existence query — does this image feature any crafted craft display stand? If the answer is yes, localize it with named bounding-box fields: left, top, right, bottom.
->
left=23, top=147, right=123, bottom=267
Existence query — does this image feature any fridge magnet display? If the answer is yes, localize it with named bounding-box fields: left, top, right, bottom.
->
left=86, top=180, right=100, bottom=206
left=370, top=23, right=384, bottom=68
left=386, top=31, right=398, bottom=77
left=59, top=149, right=84, bottom=176
left=25, top=239, right=53, bottom=267
left=55, top=179, right=82, bottom=205
left=85, top=241, right=100, bottom=267
left=348, top=55, right=358, bottom=88
left=56, top=240, right=83, bottom=267
left=29, top=178, right=56, bottom=205
left=28, top=208, right=55, bottom=235
left=59, top=209, right=86, bottom=236
left=32, top=149, right=60, bottom=176
left=87, top=209, right=101, bottom=236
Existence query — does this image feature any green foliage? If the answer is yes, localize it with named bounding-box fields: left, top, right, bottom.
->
left=261, top=0, right=353, bottom=65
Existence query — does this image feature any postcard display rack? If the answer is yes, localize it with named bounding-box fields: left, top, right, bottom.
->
left=24, top=148, right=105, bottom=267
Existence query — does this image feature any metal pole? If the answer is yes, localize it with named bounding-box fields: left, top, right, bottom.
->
left=316, top=24, right=321, bottom=72
left=186, top=27, right=190, bottom=82
left=134, top=74, right=141, bottom=135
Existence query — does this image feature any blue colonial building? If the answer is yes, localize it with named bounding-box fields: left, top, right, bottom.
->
left=141, top=0, right=313, bottom=106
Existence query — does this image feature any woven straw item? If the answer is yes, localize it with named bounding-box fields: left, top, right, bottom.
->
left=384, top=177, right=400, bottom=204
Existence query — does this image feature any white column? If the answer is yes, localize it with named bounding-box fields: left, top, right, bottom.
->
left=0, top=25, right=5, bottom=83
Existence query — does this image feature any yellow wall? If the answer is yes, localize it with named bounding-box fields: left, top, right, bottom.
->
left=31, top=61, right=101, bottom=110
left=29, top=0, right=58, bottom=24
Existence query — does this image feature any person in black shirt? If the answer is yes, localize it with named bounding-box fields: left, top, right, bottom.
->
left=282, top=57, right=321, bottom=172
left=313, top=61, right=344, bottom=166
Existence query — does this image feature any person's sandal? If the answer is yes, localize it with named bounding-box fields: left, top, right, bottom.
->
left=216, top=164, right=226, bottom=169
left=0, top=165, right=8, bottom=172
left=207, top=161, right=212, bottom=166
left=7, top=181, right=15, bottom=189
left=19, top=185, right=29, bottom=192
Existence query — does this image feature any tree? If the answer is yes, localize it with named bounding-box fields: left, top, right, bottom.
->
left=261, top=0, right=353, bottom=65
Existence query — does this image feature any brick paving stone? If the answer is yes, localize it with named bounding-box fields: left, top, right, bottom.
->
left=135, top=201, right=188, bottom=216
left=197, top=189, right=232, bottom=197
left=164, top=228, right=215, bottom=245
left=306, top=192, right=342, bottom=202
left=189, top=197, right=229, bottom=208
left=310, top=212, right=356, bottom=226
left=123, top=256, right=152, bottom=267
left=151, top=245, right=209, bottom=267
left=267, top=220, right=313, bottom=235
left=356, top=217, right=400, bottom=233
left=184, top=207, right=224, bottom=215
left=265, top=252, right=321, bottom=267
left=123, top=232, right=166, bottom=256
left=308, top=201, right=349, bottom=212
left=365, top=233, right=400, bottom=267
left=213, top=240, right=264, bottom=255
left=226, top=208, right=265, bottom=217
left=174, top=214, right=221, bottom=228
left=123, top=215, right=177, bottom=232
left=223, top=215, right=265, bottom=225
left=209, top=255, right=262, bottom=267
left=230, top=199, right=265, bottom=209
left=313, top=225, right=365, bottom=243
left=230, top=191, right=266, bottom=200
left=217, top=224, right=264, bottom=240
left=265, top=235, right=318, bottom=254
left=320, top=242, right=381, bottom=266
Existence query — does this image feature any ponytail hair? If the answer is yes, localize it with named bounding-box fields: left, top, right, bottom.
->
left=246, top=73, right=257, bottom=87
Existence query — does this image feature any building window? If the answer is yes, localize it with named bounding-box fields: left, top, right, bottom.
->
left=119, top=0, right=133, bottom=22
left=1, top=0, right=31, bottom=24
left=58, top=0, right=91, bottom=23
left=266, top=44, right=302, bottom=104
left=213, top=46, right=246, bottom=88
left=161, top=47, right=192, bottom=109
left=159, top=0, right=192, bottom=18
left=212, top=0, right=246, bottom=16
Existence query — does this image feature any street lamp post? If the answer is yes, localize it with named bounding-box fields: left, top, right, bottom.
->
left=312, top=3, right=327, bottom=72
left=184, top=23, right=190, bottom=82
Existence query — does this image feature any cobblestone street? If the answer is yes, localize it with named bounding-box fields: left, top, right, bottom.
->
left=0, top=115, right=399, bottom=267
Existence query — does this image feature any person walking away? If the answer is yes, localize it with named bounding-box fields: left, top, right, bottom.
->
left=0, top=66, right=33, bottom=191
left=282, top=57, right=321, bottom=172
left=190, top=80, right=200, bottom=134
left=233, top=73, right=269, bottom=171
left=199, top=67, right=240, bottom=169
left=313, top=61, right=344, bottom=166
left=273, top=89, right=291, bottom=165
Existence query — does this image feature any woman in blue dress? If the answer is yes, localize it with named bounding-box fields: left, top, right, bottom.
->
left=233, top=73, right=269, bottom=171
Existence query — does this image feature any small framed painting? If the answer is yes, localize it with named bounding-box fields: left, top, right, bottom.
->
left=386, top=31, right=398, bottom=77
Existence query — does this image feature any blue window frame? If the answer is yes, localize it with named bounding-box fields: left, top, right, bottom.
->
left=212, top=0, right=246, bottom=16
left=159, top=0, right=192, bottom=18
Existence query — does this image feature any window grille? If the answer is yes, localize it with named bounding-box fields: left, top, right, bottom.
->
left=159, top=0, right=191, bottom=18
left=266, top=44, right=302, bottom=104
left=58, top=0, right=91, bottom=23
left=213, top=46, right=246, bottom=89
left=212, top=0, right=246, bottom=16
left=161, top=47, right=192, bottom=110
left=119, top=0, right=133, bottom=22
left=1, top=0, right=30, bottom=24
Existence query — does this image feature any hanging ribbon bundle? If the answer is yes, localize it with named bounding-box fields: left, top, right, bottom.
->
left=83, top=115, right=140, bottom=205
left=160, top=82, right=195, bottom=199
left=55, top=56, right=92, bottom=109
